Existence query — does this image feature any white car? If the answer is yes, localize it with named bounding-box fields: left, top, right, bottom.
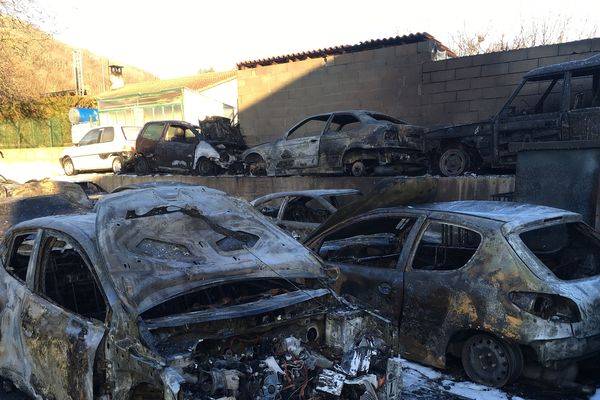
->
left=60, top=125, right=141, bottom=175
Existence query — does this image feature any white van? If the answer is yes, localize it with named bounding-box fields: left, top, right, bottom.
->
left=60, top=125, right=141, bottom=175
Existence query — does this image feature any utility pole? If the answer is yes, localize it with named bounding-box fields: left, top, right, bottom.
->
left=73, top=49, right=84, bottom=96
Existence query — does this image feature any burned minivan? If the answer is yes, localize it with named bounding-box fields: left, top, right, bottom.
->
left=305, top=201, right=600, bottom=388
left=0, top=185, right=397, bottom=400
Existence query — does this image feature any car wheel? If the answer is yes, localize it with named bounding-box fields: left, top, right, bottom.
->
left=134, top=157, right=150, bottom=176
left=461, top=333, right=523, bottom=387
left=438, top=148, right=470, bottom=177
left=62, top=157, right=76, bottom=176
left=245, top=155, right=266, bottom=176
left=196, top=157, right=216, bottom=176
left=112, top=156, right=123, bottom=174
left=350, top=160, right=367, bottom=177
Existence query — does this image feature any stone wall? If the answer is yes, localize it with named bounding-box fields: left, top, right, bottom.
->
left=237, top=38, right=600, bottom=145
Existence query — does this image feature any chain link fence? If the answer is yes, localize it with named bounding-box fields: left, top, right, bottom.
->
left=0, top=117, right=71, bottom=148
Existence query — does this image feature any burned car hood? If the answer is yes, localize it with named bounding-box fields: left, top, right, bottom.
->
left=95, top=185, right=326, bottom=312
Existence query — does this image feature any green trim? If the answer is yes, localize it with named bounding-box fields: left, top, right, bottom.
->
left=97, top=101, right=181, bottom=113
left=96, top=87, right=183, bottom=101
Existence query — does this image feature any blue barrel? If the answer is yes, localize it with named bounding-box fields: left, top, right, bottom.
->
left=68, top=108, right=98, bottom=124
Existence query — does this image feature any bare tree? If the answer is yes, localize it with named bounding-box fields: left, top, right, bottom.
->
left=450, top=15, right=598, bottom=57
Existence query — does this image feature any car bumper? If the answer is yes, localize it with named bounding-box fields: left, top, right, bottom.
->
left=377, top=148, right=427, bottom=167
left=530, top=333, right=600, bottom=368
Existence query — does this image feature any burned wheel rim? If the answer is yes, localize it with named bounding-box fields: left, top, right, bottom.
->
left=196, top=157, right=214, bottom=176
left=350, top=161, right=366, bottom=177
left=134, top=157, right=150, bottom=176
left=62, top=158, right=75, bottom=176
left=439, top=148, right=469, bottom=176
left=461, top=334, right=522, bottom=387
left=112, top=157, right=123, bottom=174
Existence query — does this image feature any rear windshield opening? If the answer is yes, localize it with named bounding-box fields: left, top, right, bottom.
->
left=520, top=222, right=600, bottom=280
left=141, top=278, right=304, bottom=320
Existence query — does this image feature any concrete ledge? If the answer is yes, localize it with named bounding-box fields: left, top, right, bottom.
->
left=91, top=174, right=515, bottom=202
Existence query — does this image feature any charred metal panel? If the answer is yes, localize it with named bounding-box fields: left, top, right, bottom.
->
left=515, top=141, right=600, bottom=226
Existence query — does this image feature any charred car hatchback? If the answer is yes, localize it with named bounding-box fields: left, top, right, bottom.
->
left=305, top=201, right=600, bottom=388
left=0, top=185, right=397, bottom=400
left=242, top=110, right=426, bottom=177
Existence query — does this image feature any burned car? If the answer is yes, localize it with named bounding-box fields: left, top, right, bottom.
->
left=0, top=185, right=398, bottom=399
left=305, top=201, right=600, bottom=388
left=242, top=110, right=427, bottom=177
left=134, top=119, right=246, bottom=176
left=427, top=53, right=600, bottom=176
left=251, top=189, right=361, bottom=240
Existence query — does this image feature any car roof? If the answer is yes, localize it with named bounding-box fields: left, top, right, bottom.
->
left=251, top=189, right=361, bottom=205
left=410, top=201, right=579, bottom=224
left=524, top=53, right=600, bottom=79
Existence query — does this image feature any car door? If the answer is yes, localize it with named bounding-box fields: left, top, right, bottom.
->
left=95, top=127, right=116, bottom=170
left=136, top=122, right=166, bottom=157
left=70, top=128, right=100, bottom=171
left=319, top=113, right=364, bottom=169
left=494, top=74, right=567, bottom=167
left=155, top=123, right=198, bottom=171
left=274, top=115, right=330, bottom=173
left=19, top=230, right=107, bottom=400
left=399, top=219, right=484, bottom=366
left=310, top=213, right=423, bottom=321
left=0, top=230, right=40, bottom=386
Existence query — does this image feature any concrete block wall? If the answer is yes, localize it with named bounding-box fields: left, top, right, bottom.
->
left=238, top=38, right=600, bottom=144
left=419, top=38, right=600, bottom=126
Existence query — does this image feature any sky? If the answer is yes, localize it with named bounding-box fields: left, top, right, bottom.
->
left=38, top=0, right=600, bottom=79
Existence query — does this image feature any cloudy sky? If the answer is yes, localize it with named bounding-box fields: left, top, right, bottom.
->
left=41, top=0, right=598, bottom=79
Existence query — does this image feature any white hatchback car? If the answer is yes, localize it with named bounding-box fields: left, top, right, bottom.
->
left=60, top=125, right=141, bottom=175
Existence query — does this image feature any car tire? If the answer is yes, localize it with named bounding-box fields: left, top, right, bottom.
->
left=196, top=157, right=216, bottom=176
left=62, top=157, right=76, bottom=176
left=112, top=156, right=123, bottom=174
left=245, top=155, right=267, bottom=176
left=438, top=147, right=470, bottom=177
left=350, top=160, right=367, bottom=177
left=461, top=333, right=523, bottom=387
left=134, top=157, right=150, bottom=176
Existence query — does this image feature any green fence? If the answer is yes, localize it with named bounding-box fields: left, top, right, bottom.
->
left=0, top=117, right=71, bottom=148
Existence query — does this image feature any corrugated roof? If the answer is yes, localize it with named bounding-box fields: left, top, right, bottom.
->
left=237, top=32, right=456, bottom=69
left=97, top=70, right=237, bottom=99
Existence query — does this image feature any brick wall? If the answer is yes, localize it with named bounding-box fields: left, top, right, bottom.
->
left=237, top=38, right=600, bottom=146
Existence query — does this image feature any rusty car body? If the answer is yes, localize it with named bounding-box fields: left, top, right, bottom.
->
left=426, top=53, right=600, bottom=176
left=241, top=110, right=427, bottom=177
left=251, top=189, right=361, bottom=240
left=305, top=200, right=600, bottom=388
left=134, top=119, right=246, bottom=176
left=0, top=185, right=400, bottom=399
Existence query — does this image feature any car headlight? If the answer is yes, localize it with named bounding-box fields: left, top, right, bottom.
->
left=509, top=292, right=581, bottom=323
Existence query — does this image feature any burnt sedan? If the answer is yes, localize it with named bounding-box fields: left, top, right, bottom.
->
left=305, top=201, right=600, bottom=388
left=251, top=189, right=361, bottom=240
left=242, top=110, right=426, bottom=177
left=0, top=185, right=396, bottom=400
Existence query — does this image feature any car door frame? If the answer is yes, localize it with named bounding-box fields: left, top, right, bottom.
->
left=275, top=114, right=332, bottom=173
left=276, top=195, right=336, bottom=239
left=307, top=211, right=425, bottom=322
left=155, top=122, right=198, bottom=172
left=18, top=228, right=108, bottom=400
left=319, top=112, right=365, bottom=170
left=564, top=69, right=600, bottom=141
left=71, top=128, right=101, bottom=172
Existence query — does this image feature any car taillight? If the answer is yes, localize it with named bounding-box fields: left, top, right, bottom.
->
left=509, top=292, right=581, bottom=323
left=383, top=129, right=398, bottom=141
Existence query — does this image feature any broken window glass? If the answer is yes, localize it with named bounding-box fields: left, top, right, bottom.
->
left=288, top=116, right=329, bottom=139
left=327, top=114, right=362, bottom=133
left=283, top=197, right=332, bottom=224
left=256, top=198, right=285, bottom=219
left=5, top=232, right=37, bottom=282
left=570, top=72, right=600, bottom=109
left=520, top=222, right=600, bottom=281
left=412, top=222, right=481, bottom=271
left=318, top=217, right=416, bottom=269
left=39, top=235, right=107, bottom=321
left=505, top=76, right=565, bottom=115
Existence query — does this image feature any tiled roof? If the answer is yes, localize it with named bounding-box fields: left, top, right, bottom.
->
left=97, top=70, right=237, bottom=99
left=237, top=32, right=455, bottom=69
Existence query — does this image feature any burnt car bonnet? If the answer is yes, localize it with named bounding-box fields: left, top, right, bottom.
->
left=95, top=186, right=326, bottom=313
